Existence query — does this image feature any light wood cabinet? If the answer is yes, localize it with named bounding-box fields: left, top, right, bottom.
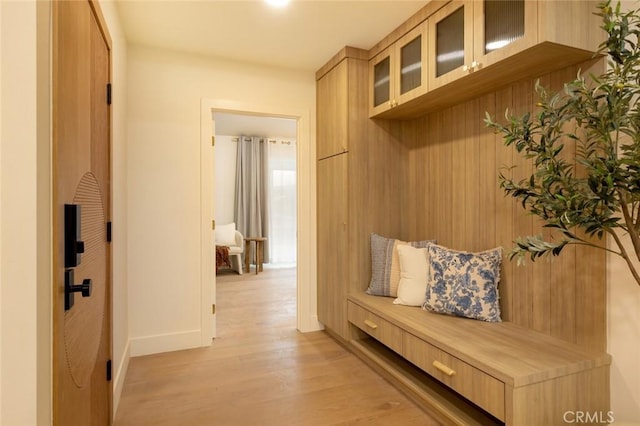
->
left=316, top=49, right=367, bottom=341
left=317, top=48, right=404, bottom=341
left=371, top=0, right=602, bottom=119
left=348, top=294, right=611, bottom=426
left=472, top=0, right=538, bottom=74
left=428, top=0, right=538, bottom=90
left=427, top=1, right=473, bottom=91
left=429, top=0, right=602, bottom=91
left=317, top=155, right=348, bottom=337
left=317, top=1, right=609, bottom=422
left=317, top=60, right=348, bottom=160
left=369, top=22, right=428, bottom=117
left=369, top=47, right=394, bottom=117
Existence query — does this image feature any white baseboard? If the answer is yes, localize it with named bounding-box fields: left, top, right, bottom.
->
left=129, top=329, right=203, bottom=357
left=112, top=340, right=130, bottom=418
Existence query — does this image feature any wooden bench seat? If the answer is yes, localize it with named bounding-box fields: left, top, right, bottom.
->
left=347, top=292, right=611, bottom=426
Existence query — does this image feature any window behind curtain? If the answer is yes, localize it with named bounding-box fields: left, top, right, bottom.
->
left=268, top=140, right=297, bottom=265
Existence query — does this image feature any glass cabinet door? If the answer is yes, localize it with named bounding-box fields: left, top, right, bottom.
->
left=396, top=21, right=428, bottom=105
left=484, top=0, right=525, bottom=54
left=369, top=47, right=396, bottom=117
left=435, top=7, right=464, bottom=77
left=474, top=0, right=537, bottom=69
left=374, top=56, right=391, bottom=107
left=428, top=1, right=474, bottom=90
left=401, top=36, right=421, bottom=94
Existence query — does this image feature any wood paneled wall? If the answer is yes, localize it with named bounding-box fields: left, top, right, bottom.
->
left=397, top=58, right=607, bottom=352
left=349, top=84, right=406, bottom=297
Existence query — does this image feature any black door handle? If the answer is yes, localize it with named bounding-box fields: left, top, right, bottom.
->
left=65, top=269, right=92, bottom=310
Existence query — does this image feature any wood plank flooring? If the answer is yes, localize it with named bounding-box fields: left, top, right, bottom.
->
left=114, top=266, right=440, bottom=425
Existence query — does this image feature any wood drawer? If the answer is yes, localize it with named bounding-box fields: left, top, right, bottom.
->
left=403, top=333, right=505, bottom=421
left=348, top=301, right=403, bottom=354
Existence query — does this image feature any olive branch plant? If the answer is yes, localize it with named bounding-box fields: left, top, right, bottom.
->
left=484, top=0, right=640, bottom=288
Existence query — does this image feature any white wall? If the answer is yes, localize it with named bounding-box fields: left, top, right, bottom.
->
left=127, top=45, right=316, bottom=356
left=606, top=4, right=640, bottom=422
left=608, top=242, right=640, bottom=424
left=214, top=135, right=238, bottom=225
left=1, top=0, right=4, bottom=416
left=0, top=1, right=50, bottom=424
left=97, top=0, right=130, bottom=416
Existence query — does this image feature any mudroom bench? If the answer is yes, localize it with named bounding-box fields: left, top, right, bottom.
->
left=347, top=292, right=611, bottom=426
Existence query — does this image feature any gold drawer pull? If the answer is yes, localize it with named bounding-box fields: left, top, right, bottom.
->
left=363, top=319, right=378, bottom=330
left=432, top=360, right=456, bottom=377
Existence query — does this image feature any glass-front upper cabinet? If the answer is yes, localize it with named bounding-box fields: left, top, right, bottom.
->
left=369, top=22, right=427, bottom=117
left=428, top=1, right=474, bottom=90
left=395, top=22, right=429, bottom=106
left=428, top=0, right=536, bottom=91
left=474, top=0, right=537, bottom=70
left=370, top=47, right=395, bottom=117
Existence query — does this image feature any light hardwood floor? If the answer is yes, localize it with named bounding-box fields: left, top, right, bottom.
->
left=114, top=266, right=440, bottom=425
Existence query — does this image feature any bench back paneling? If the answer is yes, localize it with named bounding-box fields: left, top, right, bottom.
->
left=399, top=58, right=606, bottom=352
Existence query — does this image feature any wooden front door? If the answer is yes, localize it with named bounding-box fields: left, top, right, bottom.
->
left=52, top=1, right=112, bottom=424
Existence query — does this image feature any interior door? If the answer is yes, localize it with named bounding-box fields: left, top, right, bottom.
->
left=52, top=1, right=112, bottom=424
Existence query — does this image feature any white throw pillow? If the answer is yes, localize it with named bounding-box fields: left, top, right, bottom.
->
left=393, top=245, right=429, bottom=306
left=216, top=223, right=237, bottom=247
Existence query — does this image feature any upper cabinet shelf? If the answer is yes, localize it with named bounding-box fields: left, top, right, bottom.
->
left=369, top=0, right=603, bottom=119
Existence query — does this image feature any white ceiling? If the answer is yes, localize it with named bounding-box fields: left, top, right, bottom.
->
left=114, top=0, right=428, bottom=72
left=115, top=0, right=428, bottom=141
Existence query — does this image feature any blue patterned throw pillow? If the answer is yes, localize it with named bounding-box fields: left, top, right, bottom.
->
left=423, top=244, right=502, bottom=322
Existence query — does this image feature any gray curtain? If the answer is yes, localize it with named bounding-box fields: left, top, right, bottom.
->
left=234, top=136, right=270, bottom=263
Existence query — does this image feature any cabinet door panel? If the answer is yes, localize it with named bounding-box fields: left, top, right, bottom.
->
left=396, top=21, right=429, bottom=105
left=435, top=7, right=465, bottom=76
left=428, top=1, right=474, bottom=90
left=317, top=60, right=348, bottom=159
left=369, top=47, right=395, bottom=117
left=317, top=154, right=349, bottom=338
left=474, top=0, right=537, bottom=70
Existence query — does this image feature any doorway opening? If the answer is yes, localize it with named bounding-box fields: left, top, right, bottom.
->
left=212, top=110, right=298, bottom=336
left=214, top=112, right=297, bottom=267
left=200, top=99, right=319, bottom=344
